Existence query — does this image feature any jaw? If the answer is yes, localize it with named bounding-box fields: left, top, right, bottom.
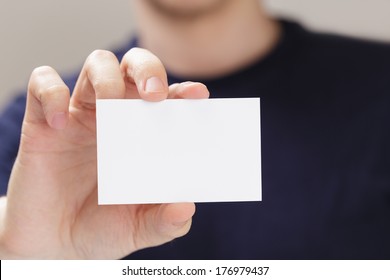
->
left=143, top=0, right=231, bottom=20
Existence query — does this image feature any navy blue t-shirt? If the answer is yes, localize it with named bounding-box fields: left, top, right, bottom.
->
left=0, top=21, right=389, bottom=259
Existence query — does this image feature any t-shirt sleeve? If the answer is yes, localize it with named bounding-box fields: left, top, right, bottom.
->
left=0, top=94, right=26, bottom=195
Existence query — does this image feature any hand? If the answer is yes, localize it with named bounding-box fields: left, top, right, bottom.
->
left=0, top=48, right=209, bottom=259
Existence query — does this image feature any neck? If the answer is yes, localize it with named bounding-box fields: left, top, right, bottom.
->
left=134, top=0, right=281, bottom=79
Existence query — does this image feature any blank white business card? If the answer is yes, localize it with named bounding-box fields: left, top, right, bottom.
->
left=96, top=98, right=261, bottom=204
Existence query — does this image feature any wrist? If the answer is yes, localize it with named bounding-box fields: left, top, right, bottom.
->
left=0, top=197, right=23, bottom=259
left=0, top=196, right=10, bottom=259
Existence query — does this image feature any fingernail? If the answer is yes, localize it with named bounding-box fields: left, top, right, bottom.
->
left=51, top=112, right=67, bottom=130
left=145, top=77, right=165, bottom=93
left=172, top=219, right=190, bottom=227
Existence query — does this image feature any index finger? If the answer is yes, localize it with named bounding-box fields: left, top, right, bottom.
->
left=120, top=48, right=169, bottom=102
left=71, top=50, right=126, bottom=110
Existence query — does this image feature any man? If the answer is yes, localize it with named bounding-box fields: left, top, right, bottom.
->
left=0, top=0, right=389, bottom=259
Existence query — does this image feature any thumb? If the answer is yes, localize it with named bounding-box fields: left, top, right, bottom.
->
left=137, top=202, right=195, bottom=250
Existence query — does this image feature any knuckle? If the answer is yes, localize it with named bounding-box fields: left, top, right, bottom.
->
left=124, top=47, right=142, bottom=58
left=92, top=78, right=122, bottom=94
left=45, top=84, right=69, bottom=96
left=30, top=65, right=53, bottom=79
left=124, top=47, right=164, bottom=69
left=28, top=66, right=55, bottom=96
left=87, top=49, right=117, bottom=64
left=35, top=84, right=69, bottom=103
left=121, top=48, right=138, bottom=69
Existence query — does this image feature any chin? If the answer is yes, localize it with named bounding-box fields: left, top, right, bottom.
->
left=147, top=0, right=229, bottom=18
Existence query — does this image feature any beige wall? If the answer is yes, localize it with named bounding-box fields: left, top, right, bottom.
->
left=1, top=0, right=389, bottom=109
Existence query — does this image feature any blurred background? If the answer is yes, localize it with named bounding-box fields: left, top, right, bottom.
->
left=1, top=0, right=389, bottom=110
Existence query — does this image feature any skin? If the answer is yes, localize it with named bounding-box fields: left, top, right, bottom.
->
left=0, top=0, right=279, bottom=259
left=135, top=0, right=280, bottom=78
